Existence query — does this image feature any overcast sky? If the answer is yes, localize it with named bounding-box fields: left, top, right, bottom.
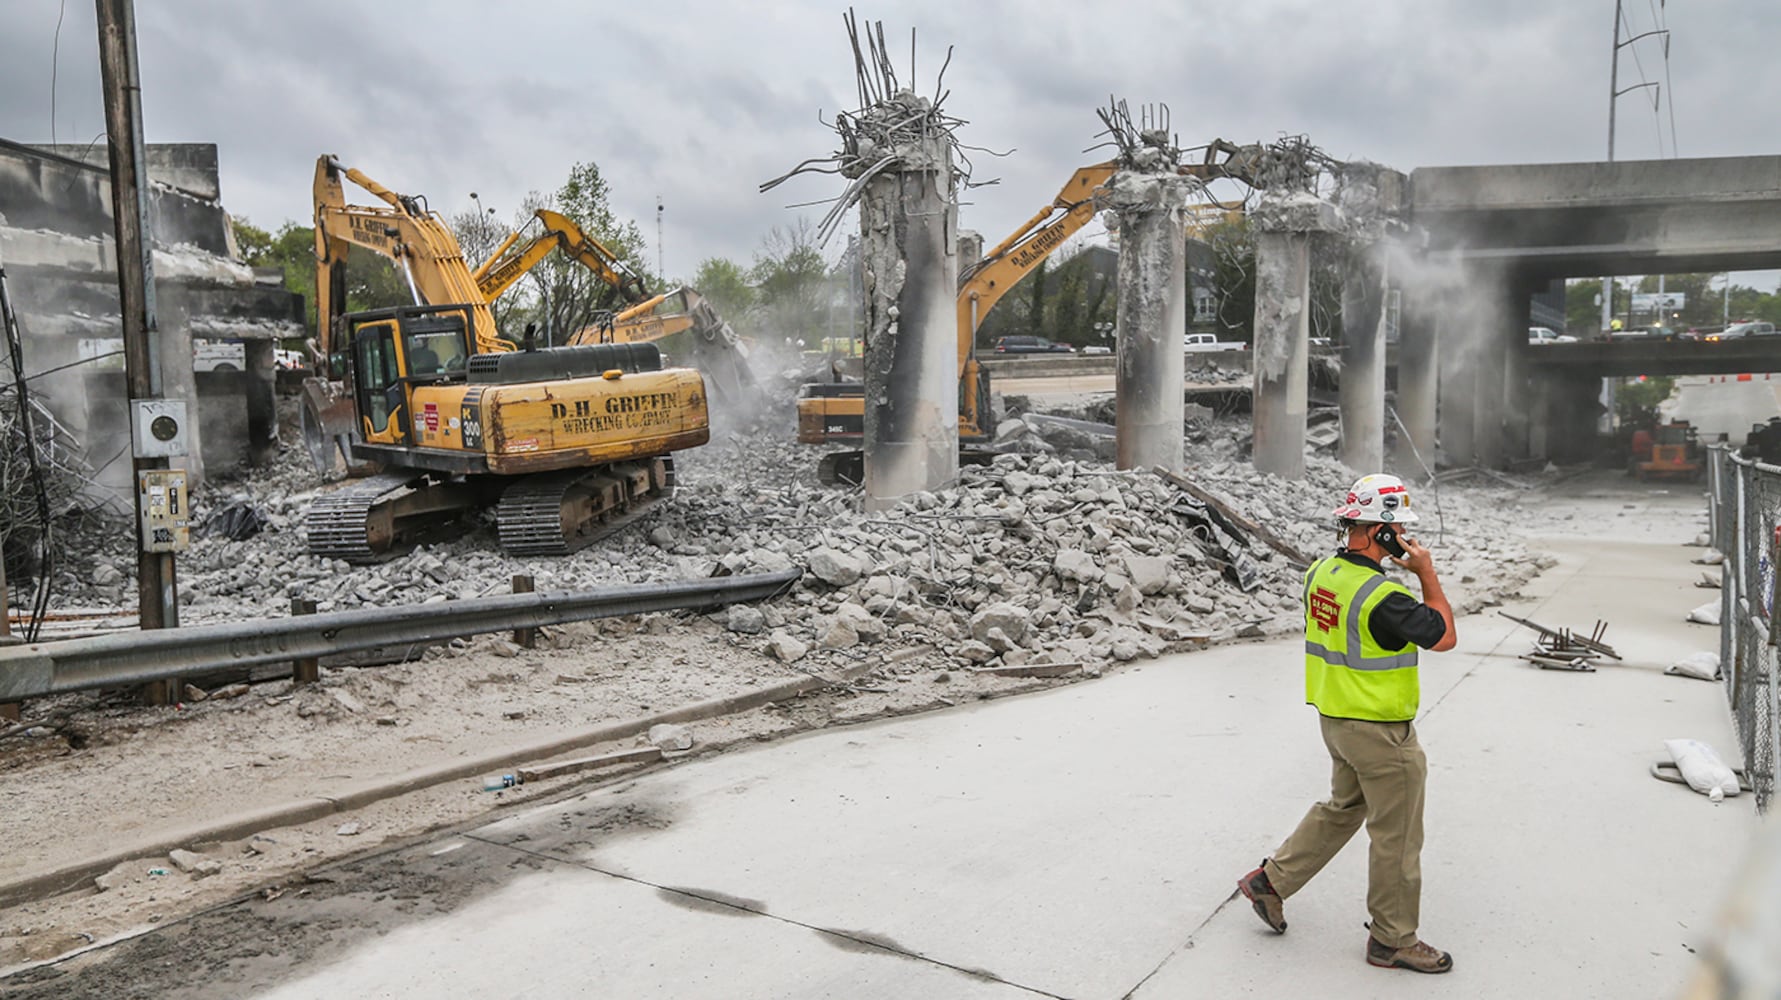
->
left=3, top=1, right=1776, bottom=284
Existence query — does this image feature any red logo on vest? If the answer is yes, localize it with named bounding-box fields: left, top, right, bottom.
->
left=1310, top=587, right=1341, bottom=631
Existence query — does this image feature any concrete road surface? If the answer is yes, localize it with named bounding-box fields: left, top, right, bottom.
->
left=17, top=490, right=1756, bottom=999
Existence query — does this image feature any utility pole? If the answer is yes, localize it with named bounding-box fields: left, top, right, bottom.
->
left=655, top=195, right=665, bottom=282
left=97, top=0, right=181, bottom=701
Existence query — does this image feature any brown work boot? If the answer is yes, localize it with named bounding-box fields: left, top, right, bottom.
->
left=1366, top=935, right=1453, bottom=974
left=1237, top=863, right=1286, bottom=933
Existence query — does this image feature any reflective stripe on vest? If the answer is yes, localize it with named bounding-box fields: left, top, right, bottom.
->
left=1303, top=573, right=1420, bottom=670
left=1302, top=556, right=1421, bottom=721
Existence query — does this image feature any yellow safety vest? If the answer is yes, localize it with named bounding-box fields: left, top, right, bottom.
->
left=1302, top=556, right=1420, bottom=722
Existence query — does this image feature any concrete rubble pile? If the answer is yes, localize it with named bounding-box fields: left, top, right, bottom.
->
left=63, top=412, right=1541, bottom=679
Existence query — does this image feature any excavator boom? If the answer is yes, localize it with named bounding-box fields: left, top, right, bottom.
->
left=471, top=208, right=649, bottom=306
left=312, top=156, right=512, bottom=368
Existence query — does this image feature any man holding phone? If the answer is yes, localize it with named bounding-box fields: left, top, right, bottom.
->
left=1236, top=473, right=1458, bottom=974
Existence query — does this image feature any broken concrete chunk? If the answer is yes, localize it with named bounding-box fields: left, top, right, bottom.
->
left=820, top=618, right=860, bottom=649
left=1114, top=584, right=1142, bottom=613
left=969, top=602, right=1031, bottom=645
left=182, top=684, right=209, bottom=703
left=984, top=626, right=1017, bottom=655
left=834, top=601, right=885, bottom=640
left=958, top=640, right=996, bottom=664
left=168, top=849, right=221, bottom=878
left=335, top=822, right=361, bottom=837
left=1053, top=548, right=1103, bottom=583
left=1122, top=554, right=1172, bottom=596
left=726, top=604, right=767, bottom=635
left=647, top=723, right=695, bottom=752
left=808, top=547, right=864, bottom=587
left=766, top=631, right=809, bottom=663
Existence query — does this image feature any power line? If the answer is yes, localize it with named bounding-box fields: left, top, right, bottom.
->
left=50, top=0, right=68, bottom=146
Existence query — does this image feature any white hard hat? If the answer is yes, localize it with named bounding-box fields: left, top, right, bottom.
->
left=1331, top=473, right=1419, bottom=524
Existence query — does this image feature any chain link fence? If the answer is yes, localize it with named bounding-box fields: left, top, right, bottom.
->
left=1707, top=445, right=1778, bottom=812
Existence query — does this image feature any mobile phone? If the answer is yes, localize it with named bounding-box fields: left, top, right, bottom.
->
left=1375, top=524, right=1407, bottom=559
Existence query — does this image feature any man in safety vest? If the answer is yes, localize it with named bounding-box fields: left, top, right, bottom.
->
left=1236, top=473, right=1458, bottom=974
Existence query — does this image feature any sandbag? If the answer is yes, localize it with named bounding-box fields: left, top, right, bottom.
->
left=1693, top=549, right=1725, bottom=566
left=1666, top=651, right=1721, bottom=682
left=1687, top=601, right=1722, bottom=626
left=1665, top=738, right=1740, bottom=797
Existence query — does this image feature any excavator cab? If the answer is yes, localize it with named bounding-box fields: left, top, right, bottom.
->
left=346, top=305, right=475, bottom=447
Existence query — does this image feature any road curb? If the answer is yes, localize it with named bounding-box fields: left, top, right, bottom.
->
left=0, top=666, right=852, bottom=910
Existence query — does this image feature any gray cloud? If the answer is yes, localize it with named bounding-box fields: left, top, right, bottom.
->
left=3, top=0, right=1777, bottom=283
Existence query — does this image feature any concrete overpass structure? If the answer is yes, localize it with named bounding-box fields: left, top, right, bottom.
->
left=1394, top=154, right=1781, bottom=469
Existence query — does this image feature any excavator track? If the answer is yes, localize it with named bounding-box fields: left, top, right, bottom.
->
left=496, top=457, right=675, bottom=557
left=305, top=471, right=481, bottom=564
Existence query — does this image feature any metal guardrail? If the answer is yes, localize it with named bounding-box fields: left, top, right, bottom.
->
left=0, top=569, right=801, bottom=702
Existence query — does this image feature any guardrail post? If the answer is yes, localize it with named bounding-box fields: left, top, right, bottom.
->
left=292, top=598, right=320, bottom=685
left=512, top=575, right=536, bottom=649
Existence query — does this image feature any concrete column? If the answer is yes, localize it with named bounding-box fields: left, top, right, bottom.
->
left=1338, top=246, right=1388, bottom=473
left=1500, top=283, right=1534, bottom=463
left=1471, top=328, right=1506, bottom=470
left=1394, top=285, right=1439, bottom=476
left=1252, top=230, right=1313, bottom=478
left=1098, top=169, right=1194, bottom=472
left=856, top=129, right=959, bottom=509
left=1437, top=307, right=1477, bottom=468
left=1469, top=268, right=1512, bottom=470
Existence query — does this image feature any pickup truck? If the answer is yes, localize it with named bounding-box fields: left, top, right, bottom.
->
left=1184, top=333, right=1246, bottom=352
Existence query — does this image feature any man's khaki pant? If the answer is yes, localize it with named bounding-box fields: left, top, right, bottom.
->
left=1263, top=714, right=1427, bottom=949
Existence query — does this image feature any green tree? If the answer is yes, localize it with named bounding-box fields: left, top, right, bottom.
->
left=1564, top=278, right=1604, bottom=335
left=452, top=162, right=654, bottom=346
left=691, top=257, right=756, bottom=319
left=230, top=217, right=404, bottom=335
left=750, top=220, right=831, bottom=347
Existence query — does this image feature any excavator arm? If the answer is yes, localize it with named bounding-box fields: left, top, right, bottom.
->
left=472, top=208, right=650, bottom=306
left=955, top=162, right=1115, bottom=371
left=312, top=155, right=510, bottom=369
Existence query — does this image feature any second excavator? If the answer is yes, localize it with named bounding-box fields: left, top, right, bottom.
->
left=299, top=156, right=711, bottom=562
left=469, top=210, right=760, bottom=410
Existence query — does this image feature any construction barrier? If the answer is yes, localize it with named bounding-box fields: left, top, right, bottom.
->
left=1707, top=446, right=1779, bottom=812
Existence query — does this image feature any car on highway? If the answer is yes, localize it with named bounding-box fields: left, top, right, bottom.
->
left=993, top=335, right=1075, bottom=354
left=1184, top=333, right=1247, bottom=352
left=1528, top=326, right=1577, bottom=345
left=1080, top=344, right=1112, bottom=356
left=1709, top=321, right=1778, bottom=341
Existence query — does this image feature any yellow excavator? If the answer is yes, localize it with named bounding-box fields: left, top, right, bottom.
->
left=299, top=156, right=710, bottom=562
left=795, top=141, right=1266, bottom=484
left=468, top=210, right=759, bottom=408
